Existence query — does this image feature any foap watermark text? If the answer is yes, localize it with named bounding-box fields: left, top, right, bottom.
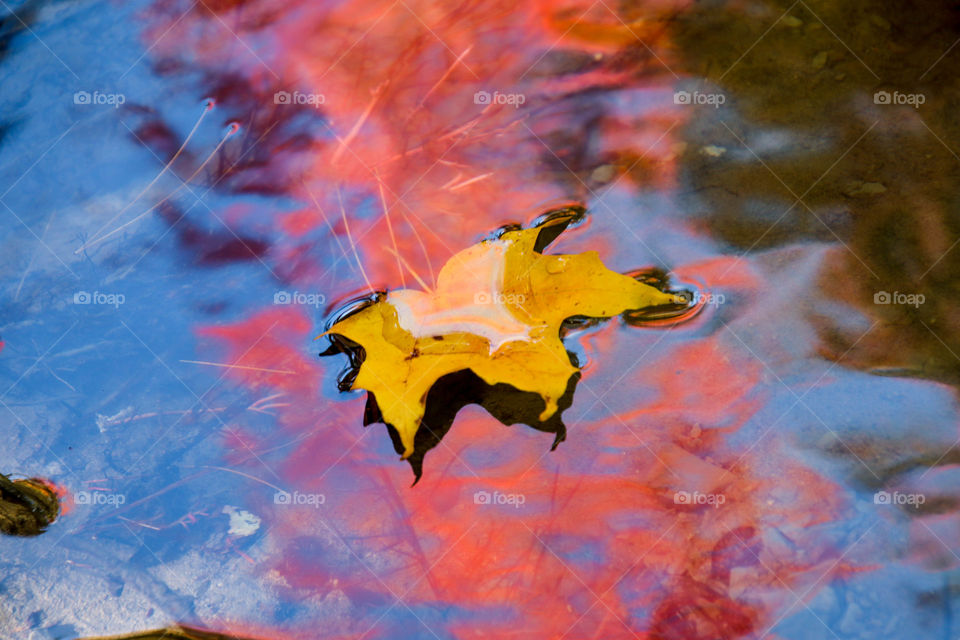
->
left=674, top=90, right=725, bottom=108
left=274, top=291, right=325, bottom=307
left=74, top=291, right=125, bottom=308
left=680, top=291, right=725, bottom=307
left=474, top=90, right=526, bottom=107
left=874, top=291, right=924, bottom=307
left=874, top=91, right=925, bottom=108
left=674, top=490, right=725, bottom=508
left=274, top=90, right=325, bottom=107
left=74, top=91, right=125, bottom=108
left=75, top=491, right=126, bottom=506
left=274, top=490, right=325, bottom=508
left=874, top=491, right=925, bottom=508
left=474, top=292, right=525, bottom=305
left=474, top=490, right=525, bottom=508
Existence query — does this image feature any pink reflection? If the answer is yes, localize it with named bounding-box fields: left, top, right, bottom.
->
left=141, top=0, right=858, bottom=637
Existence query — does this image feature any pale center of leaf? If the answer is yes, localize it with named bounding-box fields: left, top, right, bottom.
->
left=388, top=239, right=535, bottom=352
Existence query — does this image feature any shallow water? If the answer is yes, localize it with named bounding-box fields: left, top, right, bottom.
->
left=1, top=1, right=959, bottom=638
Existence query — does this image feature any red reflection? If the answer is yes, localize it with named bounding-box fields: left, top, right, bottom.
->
left=142, top=0, right=857, bottom=637
left=199, top=278, right=852, bottom=638
left=140, top=0, right=690, bottom=292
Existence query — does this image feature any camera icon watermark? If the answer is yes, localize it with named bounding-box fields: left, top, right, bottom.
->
left=873, top=490, right=925, bottom=508
left=874, top=291, right=924, bottom=307
left=473, top=490, right=525, bottom=508
left=874, top=91, right=925, bottom=108
left=274, top=490, right=325, bottom=508
left=273, top=291, right=325, bottom=307
left=274, top=90, right=325, bottom=108
left=73, top=90, right=126, bottom=108
left=75, top=490, right=126, bottom=506
left=73, top=291, right=125, bottom=308
left=474, top=90, right=526, bottom=108
left=673, top=490, right=725, bottom=508
left=673, top=90, right=726, bottom=108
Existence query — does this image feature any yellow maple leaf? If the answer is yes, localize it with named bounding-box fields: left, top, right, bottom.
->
left=320, top=207, right=687, bottom=477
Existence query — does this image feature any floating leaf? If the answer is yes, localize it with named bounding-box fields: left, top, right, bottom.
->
left=320, top=206, right=689, bottom=479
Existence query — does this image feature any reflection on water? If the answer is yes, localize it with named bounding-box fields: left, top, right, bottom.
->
left=674, top=0, right=960, bottom=385
left=0, top=0, right=958, bottom=638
